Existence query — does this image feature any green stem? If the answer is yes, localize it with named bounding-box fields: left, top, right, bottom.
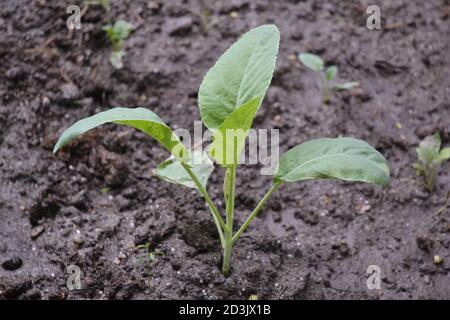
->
left=232, top=181, right=282, bottom=244
left=222, top=165, right=236, bottom=276
left=322, top=76, right=330, bottom=104
left=180, top=162, right=227, bottom=247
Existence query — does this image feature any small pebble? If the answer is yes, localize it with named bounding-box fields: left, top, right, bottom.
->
left=31, top=225, right=45, bottom=239
left=230, top=11, right=239, bottom=18
left=433, top=255, right=443, bottom=265
left=2, top=257, right=23, bottom=271
left=355, top=198, right=371, bottom=214
left=288, top=54, right=297, bottom=61
left=42, top=96, right=50, bottom=106
left=73, top=234, right=84, bottom=245
left=166, top=16, right=193, bottom=36
left=60, top=83, right=80, bottom=100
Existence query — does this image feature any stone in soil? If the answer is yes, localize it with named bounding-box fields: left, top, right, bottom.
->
left=2, top=257, right=23, bottom=271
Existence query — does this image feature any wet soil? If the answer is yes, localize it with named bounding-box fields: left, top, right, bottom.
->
left=1, top=0, right=450, bottom=299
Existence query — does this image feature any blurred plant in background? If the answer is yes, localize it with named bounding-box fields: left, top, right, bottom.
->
left=414, top=133, right=450, bottom=192
left=103, top=20, right=133, bottom=69
left=299, top=53, right=359, bottom=104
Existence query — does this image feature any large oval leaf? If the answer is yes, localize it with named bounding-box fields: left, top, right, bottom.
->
left=274, top=138, right=389, bottom=186
left=153, top=150, right=214, bottom=189
left=53, top=107, right=188, bottom=161
left=198, top=24, right=279, bottom=130
left=209, top=97, right=260, bottom=166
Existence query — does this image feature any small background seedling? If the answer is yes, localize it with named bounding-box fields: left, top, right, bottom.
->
left=136, top=242, right=164, bottom=276
left=298, top=53, right=359, bottom=104
left=103, top=20, right=133, bottom=69
left=192, top=0, right=218, bottom=34
left=414, top=133, right=450, bottom=192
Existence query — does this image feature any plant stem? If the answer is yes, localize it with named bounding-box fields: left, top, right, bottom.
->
left=322, top=75, right=330, bottom=104
left=232, top=181, right=282, bottom=244
left=222, top=165, right=236, bottom=276
left=180, top=162, right=227, bottom=247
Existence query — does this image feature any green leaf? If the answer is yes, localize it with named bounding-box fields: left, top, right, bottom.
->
left=103, top=20, right=133, bottom=50
left=438, top=147, right=450, bottom=162
left=198, top=25, right=279, bottom=130
left=154, top=150, right=214, bottom=189
left=274, top=137, right=389, bottom=186
left=334, top=81, right=359, bottom=90
left=298, top=53, right=324, bottom=72
left=325, top=66, right=338, bottom=81
left=209, top=97, right=260, bottom=165
left=417, top=133, right=441, bottom=165
left=110, top=50, right=125, bottom=69
left=53, top=107, right=188, bottom=162
left=413, top=162, right=424, bottom=173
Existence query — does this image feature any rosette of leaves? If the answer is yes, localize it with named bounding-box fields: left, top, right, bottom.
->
left=54, top=25, right=389, bottom=275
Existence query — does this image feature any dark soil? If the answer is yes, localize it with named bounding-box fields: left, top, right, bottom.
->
left=1, top=0, right=450, bottom=299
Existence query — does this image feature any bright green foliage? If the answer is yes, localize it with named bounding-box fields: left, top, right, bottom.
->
left=209, top=97, right=260, bottom=165
left=136, top=243, right=164, bottom=276
left=274, top=138, right=389, bottom=186
left=298, top=52, right=359, bottom=104
left=53, top=107, right=188, bottom=162
left=198, top=25, right=279, bottom=130
left=414, top=133, right=450, bottom=192
left=103, top=20, right=132, bottom=51
left=299, top=53, right=324, bottom=72
left=110, top=51, right=125, bottom=69
left=334, top=81, right=359, bottom=90
left=103, top=20, right=133, bottom=68
left=54, top=25, right=389, bottom=276
left=154, top=150, right=214, bottom=189
left=325, top=66, right=338, bottom=81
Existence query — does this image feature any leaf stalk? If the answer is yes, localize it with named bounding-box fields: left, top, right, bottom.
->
left=180, top=162, right=227, bottom=246
left=232, top=181, right=282, bottom=244
left=222, top=165, right=237, bottom=276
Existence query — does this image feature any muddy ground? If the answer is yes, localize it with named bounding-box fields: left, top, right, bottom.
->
left=1, top=0, right=450, bottom=300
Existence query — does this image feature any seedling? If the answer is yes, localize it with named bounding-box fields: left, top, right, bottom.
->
left=298, top=53, right=359, bottom=104
left=136, top=243, right=164, bottom=264
left=414, top=133, right=450, bottom=192
left=135, top=243, right=163, bottom=277
left=54, top=25, right=389, bottom=276
left=103, top=20, right=133, bottom=69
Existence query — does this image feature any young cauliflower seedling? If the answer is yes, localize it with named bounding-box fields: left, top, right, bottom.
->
left=54, top=25, right=389, bottom=276
left=414, top=133, right=450, bottom=192
left=103, top=20, right=133, bottom=69
left=299, top=53, right=359, bottom=104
